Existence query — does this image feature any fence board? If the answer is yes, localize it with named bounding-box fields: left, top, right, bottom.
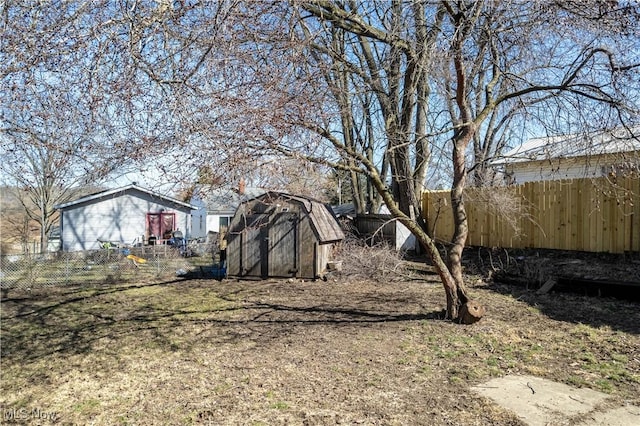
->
left=571, top=183, right=582, bottom=251
left=633, top=177, right=640, bottom=251
left=422, top=177, right=640, bottom=254
left=590, top=182, right=601, bottom=252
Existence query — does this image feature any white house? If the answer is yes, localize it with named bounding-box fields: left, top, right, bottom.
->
left=54, top=184, right=197, bottom=251
left=190, top=180, right=266, bottom=237
left=491, top=127, right=640, bottom=184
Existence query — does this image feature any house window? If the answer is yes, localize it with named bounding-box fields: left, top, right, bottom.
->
left=220, top=216, right=230, bottom=229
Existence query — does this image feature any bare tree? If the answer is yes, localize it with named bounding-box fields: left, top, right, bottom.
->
left=1, top=1, right=151, bottom=251
left=257, top=0, right=639, bottom=319
left=0, top=186, right=36, bottom=254
left=3, top=1, right=637, bottom=320
left=2, top=63, right=95, bottom=252
left=1, top=93, right=111, bottom=253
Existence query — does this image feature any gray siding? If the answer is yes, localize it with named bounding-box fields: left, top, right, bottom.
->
left=60, top=190, right=192, bottom=252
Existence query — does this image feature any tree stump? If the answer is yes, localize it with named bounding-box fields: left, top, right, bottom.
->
left=459, top=300, right=486, bottom=324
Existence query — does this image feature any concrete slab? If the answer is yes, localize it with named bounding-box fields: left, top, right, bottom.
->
left=472, top=375, right=608, bottom=426
left=579, top=405, right=640, bottom=426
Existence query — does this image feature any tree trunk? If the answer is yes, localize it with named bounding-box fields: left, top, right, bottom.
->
left=40, top=199, right=47, bottom=254
left=407, top=216, right=469, bottom=320
left=368, top=169, right=472, bottom=320
left=447, top=135, right=473, bottom=314
left=449, top=141, right=468, bottom=283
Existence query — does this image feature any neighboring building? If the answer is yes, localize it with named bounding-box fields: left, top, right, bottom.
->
left=491, top=127, right=640, bottom=184
left=352, top=214, right=416, bottom=252
left=331, top=205, right=415, bottom=252
left=190, top=179, right=266, bottom=238
left=54, top=184, right=197, bottom=252
left=331, top=202, right=391, bottom=219
left=47, top=226, right=61, bottom=252
left=227, top=192, right=344, bottom=280
left=331, top=203, right=358, bottom=220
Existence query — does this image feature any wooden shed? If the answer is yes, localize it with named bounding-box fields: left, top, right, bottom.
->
left=227, top=192, right=344, bottom=280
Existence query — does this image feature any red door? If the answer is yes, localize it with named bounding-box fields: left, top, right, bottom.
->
left=147, top=213, right=175, bottom=241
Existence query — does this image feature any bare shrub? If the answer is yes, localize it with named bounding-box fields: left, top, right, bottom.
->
left=465, top=186, right=529, bottom=238
left=332, top=234, right=415, bottom=283
left=478, top=247, right=553, bottom=289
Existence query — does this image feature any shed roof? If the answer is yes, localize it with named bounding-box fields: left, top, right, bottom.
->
left=54, top=184, right=196, bottom=210
left=332, top=203, right=357, bottom=219
left=491, top=127, right=640, bottom=166
left=240, top=192, right=345, bottom=244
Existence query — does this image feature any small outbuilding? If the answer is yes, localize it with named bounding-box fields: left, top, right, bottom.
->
left=227, top=192, right=345, bottom=280
left=352, top=214, right=416, bottom=252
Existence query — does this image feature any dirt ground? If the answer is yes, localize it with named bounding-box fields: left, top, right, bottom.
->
left=2, top=256, right=640, bottom=425
left=467, top=247, right=640, bottom=294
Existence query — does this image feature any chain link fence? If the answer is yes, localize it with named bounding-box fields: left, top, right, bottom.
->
left=1, top=242, right=218, bottom=290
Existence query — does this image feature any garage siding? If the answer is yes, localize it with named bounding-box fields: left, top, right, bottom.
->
left=59, top=189, right=192, bottom=252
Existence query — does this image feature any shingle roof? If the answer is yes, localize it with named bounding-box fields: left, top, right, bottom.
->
left=200, top=187, right=267, bottom=214
left=54, top=184, right=196, bottom=210
left=239, top=192, right=345, bottom=244
left=491, top=127, right=640, bottom=165
left=300, top=197, right=345, bottom=244
left=331, top=203, right=357, bottom=218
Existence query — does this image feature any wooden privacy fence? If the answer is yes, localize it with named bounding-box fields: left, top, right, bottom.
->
left=422, top=177, right=640, bottom=253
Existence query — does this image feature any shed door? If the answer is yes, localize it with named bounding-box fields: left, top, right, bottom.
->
left=240, top=214, right=269, bottom=277
left=268, top=212, right=298, bottom=277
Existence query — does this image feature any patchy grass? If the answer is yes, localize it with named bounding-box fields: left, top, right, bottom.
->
left=1, top=276, right=639, bottom=425
left=1, top=252, right=198, bottom=289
